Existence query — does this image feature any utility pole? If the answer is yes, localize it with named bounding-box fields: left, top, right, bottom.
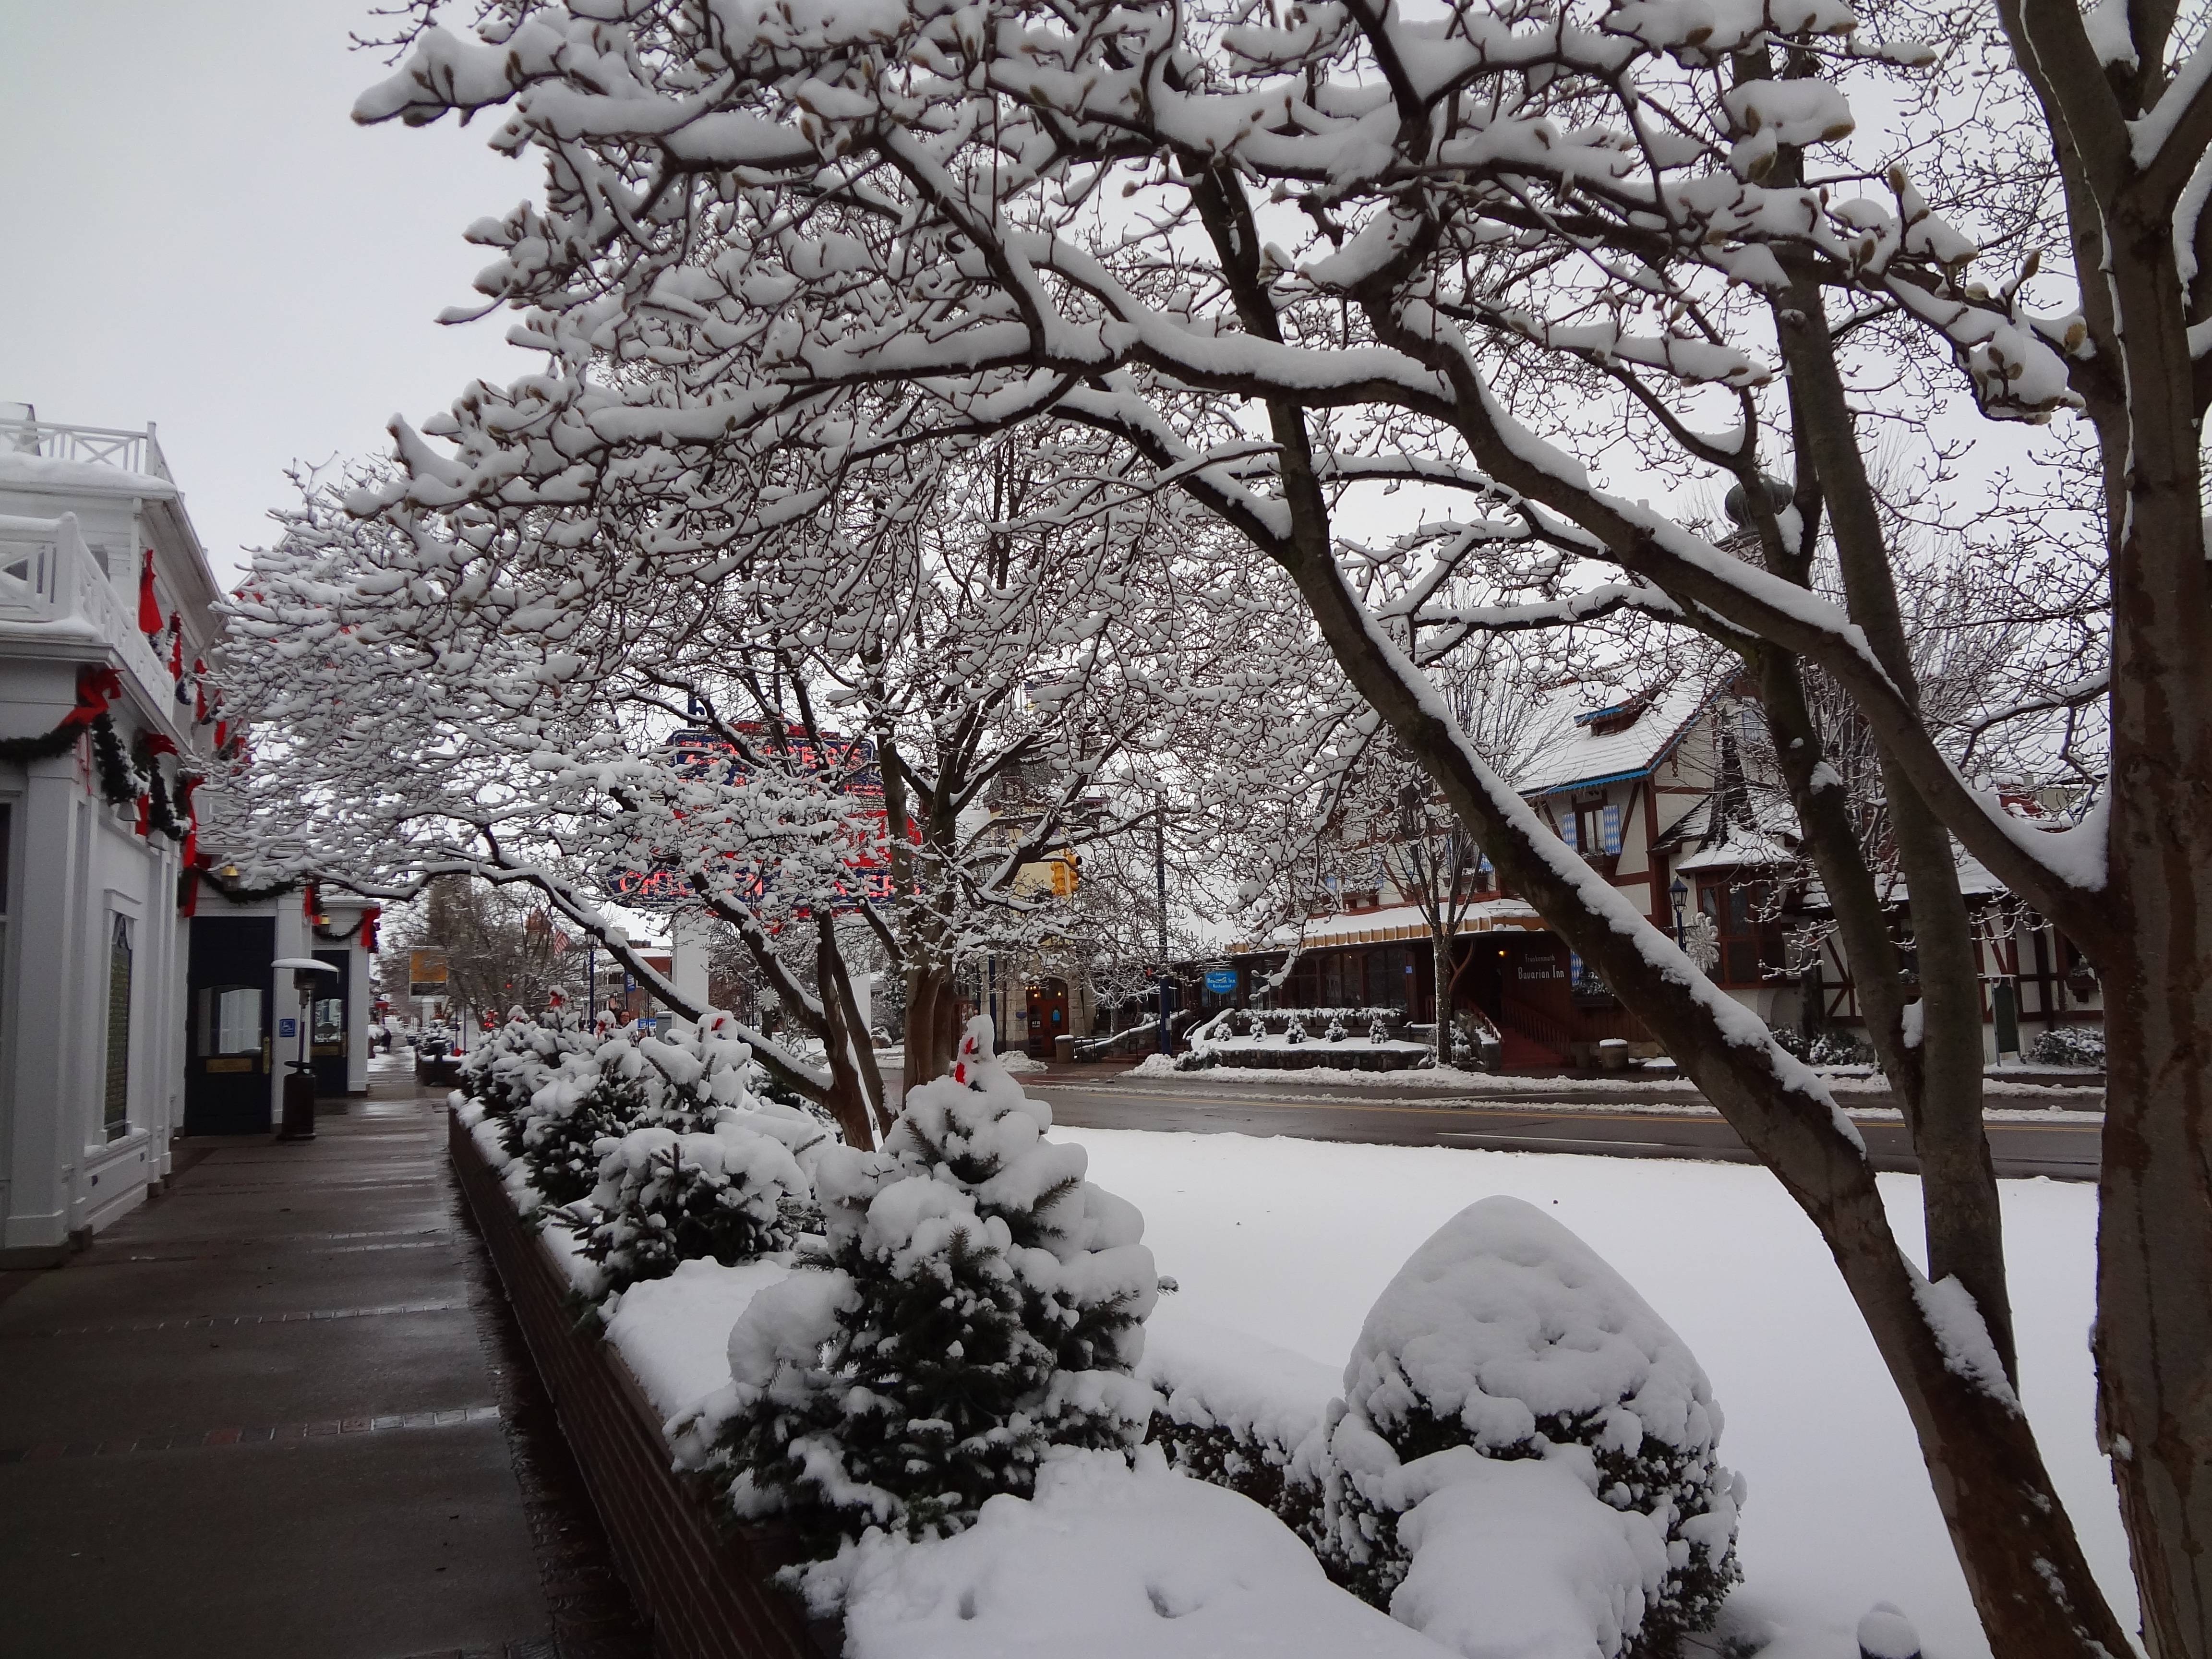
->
left=1156, top=808, right=1171, bottom=1055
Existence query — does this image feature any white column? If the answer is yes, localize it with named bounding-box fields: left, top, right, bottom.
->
left=2, top=763, right=83, bottom=1250
left=671, top=913, right=711, bottom=1011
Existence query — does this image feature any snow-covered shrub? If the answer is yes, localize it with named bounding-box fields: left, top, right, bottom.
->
left=517, top=1012, right=814, bottom=1205
left=2030, top=1024, right=2105, bottom=1068
left=1285, top=1013, right=1308, bottom=1044
left=577, top=1119, right=812, bottom=1295
left=712, top=1017, right=1160, bottom=1557
left=461, top=1007, right=596, bottom=1151
left=1324, top=1012, right=1350, bottom=1043
left=1369, top=1010, right=1391, bottom=1046
left=1771, top=1026, right=1875, bottom=1068
left=1141, top=1317, right=1337, bottom=1523
left=1293, top=1196, right=1742, bottom=1653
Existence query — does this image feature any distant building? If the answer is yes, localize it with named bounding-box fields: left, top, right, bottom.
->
left=1228, top=681, right=2103, bottom=1069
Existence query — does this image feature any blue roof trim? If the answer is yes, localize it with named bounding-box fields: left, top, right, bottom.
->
left=1528, top=767, right=1652, bottom=796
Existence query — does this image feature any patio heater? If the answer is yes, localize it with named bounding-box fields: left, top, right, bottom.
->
left=272, top=957, right=338, bottom=1142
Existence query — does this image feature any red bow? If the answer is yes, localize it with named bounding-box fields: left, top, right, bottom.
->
left=138, top=549, right=162, bottom=637
left=61, top=665, right=123, bottom=732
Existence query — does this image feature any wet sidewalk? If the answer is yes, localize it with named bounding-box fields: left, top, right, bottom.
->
left=0, top=1067, right=646, bottom=1659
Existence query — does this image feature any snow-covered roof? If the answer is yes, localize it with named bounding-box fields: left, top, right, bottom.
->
left=1274, top=897, right=1544, bottom=949
left=1511, top=679, right=1719, bottom=796
left=1672, top=827, right=1796, bottom=873
left=0, top=449, right=175, bottom=500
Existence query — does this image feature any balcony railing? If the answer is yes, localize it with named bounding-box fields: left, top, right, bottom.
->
left=0, top=418, right=172, bottom=483
left=0, top=512, right=177, bottom=720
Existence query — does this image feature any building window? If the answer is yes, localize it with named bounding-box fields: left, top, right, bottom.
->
left=1699, top=880, right=1783, bottom=987
left=1557, top=801, right=1622, bottom=858
left=197, top=986, right=264, bottom=1056
left=104, top=913, right=132, bottom=1139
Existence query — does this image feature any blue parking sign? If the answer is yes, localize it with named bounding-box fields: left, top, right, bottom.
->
left=278, top=1018, right=297, bottom=1037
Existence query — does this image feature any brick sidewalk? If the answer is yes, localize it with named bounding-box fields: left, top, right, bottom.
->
left=0, top=1068, right=646, bottom=1659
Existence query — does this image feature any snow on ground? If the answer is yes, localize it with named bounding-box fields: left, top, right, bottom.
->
left=603, top=1255, right=792, bottom=1418
left=1058, top=1126, right=2130, bottom=1659
left=826, top=1449, right=1442, bottom=1659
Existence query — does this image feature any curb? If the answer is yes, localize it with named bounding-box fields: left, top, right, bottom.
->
left=449, top=1112, right=834, bottom=1659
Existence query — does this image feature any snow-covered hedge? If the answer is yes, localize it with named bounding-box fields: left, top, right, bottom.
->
left=462, top=1007, right=600, bottom=1151
left=1293, top=1196, right=1743, bottom=1656
left=709, top=1019, right=1160, bottom=1557
left=514, top=1014, right=781, bottom=1203
left=1139, top=1314, right=1338, bottom=1521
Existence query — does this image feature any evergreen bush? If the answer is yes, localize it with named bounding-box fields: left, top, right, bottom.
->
left=2030, top=1024, right=2106, bottom=1067
left=1292, top=1197, right=1743, bottom=1652
left=577, top=1120, right=809, bottom=1294
left=713, top=1017, right=1159, bottom=1556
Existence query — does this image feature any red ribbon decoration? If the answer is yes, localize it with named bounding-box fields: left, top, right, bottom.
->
left=134, top=793, right=152, bottom=837
left=361, top=906, right=381, bottom=953
left=213, top=719, right=228, bottom=750
left=193, top=661, right=209, bottom=723
left=168, top=615, right=184, bottom=679
left=141, top=733, right=178, bottom=758
left=138, top=549, right=162, bottom=637
left=178, top=774, right=201, bottom=867
left=60, top=665, right=123, bottom=732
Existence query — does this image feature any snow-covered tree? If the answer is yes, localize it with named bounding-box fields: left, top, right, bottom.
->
left=348, top=5, right=2212, bottom=1648
left=713, top=1019, right=1158, bottom=1552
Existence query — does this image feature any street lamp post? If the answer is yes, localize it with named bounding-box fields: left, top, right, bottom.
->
left=1669, top=875, right=1689, bottom=948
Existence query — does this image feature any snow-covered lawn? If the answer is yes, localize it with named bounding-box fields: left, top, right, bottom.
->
left=1054, top=1126, right=2129, bottom=1659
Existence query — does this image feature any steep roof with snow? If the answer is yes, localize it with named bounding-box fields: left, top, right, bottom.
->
left=1511, top=679, right=1720, bottom=796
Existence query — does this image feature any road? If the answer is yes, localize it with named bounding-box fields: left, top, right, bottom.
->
left=1031, top=1078, right=2104, bottom=1181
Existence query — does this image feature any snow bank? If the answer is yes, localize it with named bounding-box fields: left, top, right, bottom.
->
left=819, top=1448, right=1443, bottom=1659
left=1392, top=1455, right=1668, bottom=1659
left=602, top=1255, right=793, bottom=1418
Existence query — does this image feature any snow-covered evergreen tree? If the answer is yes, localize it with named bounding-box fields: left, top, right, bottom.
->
left=713, top=1018, right=1158, bottom=1554
left=579, top=1120, right=810, bottom=1295
left=1295, top=1197, right=1741, bottom=1648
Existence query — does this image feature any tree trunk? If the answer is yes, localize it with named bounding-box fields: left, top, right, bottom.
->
left=2094, top=429, right=2212, bottom=1659
left=1432, top=930, right=1458, bottom=1065
left=1252, top=386, right=2131, bottom=1656
left=902, top=961, right=960, bottom=1092
left=813, top=914, right=890, bottom=1148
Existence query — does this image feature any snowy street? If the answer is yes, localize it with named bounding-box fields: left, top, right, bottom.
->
left=1033, top=1074, right=2106, bottom=1180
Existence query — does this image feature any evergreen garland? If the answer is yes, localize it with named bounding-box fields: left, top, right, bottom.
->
left=133, top=735, right=185, bottom=841
left=0, top=713, right=90, bottom=763
left=89, top=714, right=139, bottom=808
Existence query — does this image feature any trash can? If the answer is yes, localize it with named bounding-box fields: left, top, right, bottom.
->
left=1598, top=1038, right=1630, bottom=1071
left=1054, top=1034, right=1075, bottom=1065
left=279, top=1066, right=317, bottom=1141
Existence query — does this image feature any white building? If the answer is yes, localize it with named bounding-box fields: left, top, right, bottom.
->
left=0, top=409, right=375, bottom=1264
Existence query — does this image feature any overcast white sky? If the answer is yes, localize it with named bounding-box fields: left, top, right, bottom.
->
left=2, top=1, right=530, bottom=581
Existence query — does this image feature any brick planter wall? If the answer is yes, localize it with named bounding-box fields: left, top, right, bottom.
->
left=450, top=1112, right=837, bottom=1659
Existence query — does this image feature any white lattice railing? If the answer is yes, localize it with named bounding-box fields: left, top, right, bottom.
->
left=0, top=418, right=171, bottom=482
left=0, top=512, right=178, bottom=721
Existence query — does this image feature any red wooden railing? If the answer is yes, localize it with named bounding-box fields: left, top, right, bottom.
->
left=1499, top=992, right=1572, bottom=1059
